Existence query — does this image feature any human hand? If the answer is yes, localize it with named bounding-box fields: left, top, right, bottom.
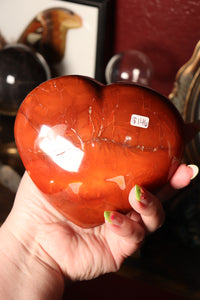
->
left=0, top=163, right=197, bottom=299
left=2, top=164, right=197, bottom=279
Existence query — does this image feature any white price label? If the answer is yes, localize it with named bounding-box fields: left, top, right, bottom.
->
left=130, top=114, right=149, bottom=128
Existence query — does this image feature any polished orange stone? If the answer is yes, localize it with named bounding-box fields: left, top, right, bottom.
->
left=15, top=75, right=185, bottom=227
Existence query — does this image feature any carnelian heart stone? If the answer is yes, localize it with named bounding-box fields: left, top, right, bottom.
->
left=14, top=75, right=184, bottom=228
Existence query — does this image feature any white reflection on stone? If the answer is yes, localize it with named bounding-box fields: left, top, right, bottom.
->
left=38, top=125, right=84, bottom=172
left=106, top=175, right=126, bottom=190
left=69, top=182, right=83, bottom=194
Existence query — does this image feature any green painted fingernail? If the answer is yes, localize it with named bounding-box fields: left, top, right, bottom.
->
left=135, top=185, right=141, bottom=201
left=188, top=164, right=199, bottom=180
left=104, top=211, right=123, bottom=226
left=104, top=211, right=112, bottom=223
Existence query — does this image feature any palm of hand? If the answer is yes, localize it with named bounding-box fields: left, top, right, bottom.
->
left=7, top=172, right=143, bottom=281
left=37, top=221, right=131, bottom=281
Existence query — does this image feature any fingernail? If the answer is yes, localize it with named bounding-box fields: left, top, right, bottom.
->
left=135, top=184, right=142, bottom=201
left=188, top=164, right=199, bottom=180
left=135, top=185, right=148, bottom=205
left=104, top=211, right=123, bottom=226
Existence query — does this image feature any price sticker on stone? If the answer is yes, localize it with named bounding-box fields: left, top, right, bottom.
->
left=130, top=114, right=149, bottom=128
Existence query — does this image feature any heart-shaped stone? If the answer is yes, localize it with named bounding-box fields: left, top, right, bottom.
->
left=15, top=75, right=185, bottom=227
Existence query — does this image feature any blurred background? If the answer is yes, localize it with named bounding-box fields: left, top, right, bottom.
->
left=0, top=0, right=200, bottom=299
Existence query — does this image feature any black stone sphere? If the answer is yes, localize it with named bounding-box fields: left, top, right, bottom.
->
left=0, top=44, right=50, bottom=116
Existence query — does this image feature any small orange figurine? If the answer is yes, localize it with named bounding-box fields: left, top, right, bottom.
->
left=14, top=75, right=198, bottom=227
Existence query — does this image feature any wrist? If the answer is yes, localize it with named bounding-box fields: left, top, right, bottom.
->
left=0, top=222, right=65, bottom=300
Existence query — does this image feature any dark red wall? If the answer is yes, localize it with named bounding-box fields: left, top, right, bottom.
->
left=113, top=0, right=200, bottom=96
